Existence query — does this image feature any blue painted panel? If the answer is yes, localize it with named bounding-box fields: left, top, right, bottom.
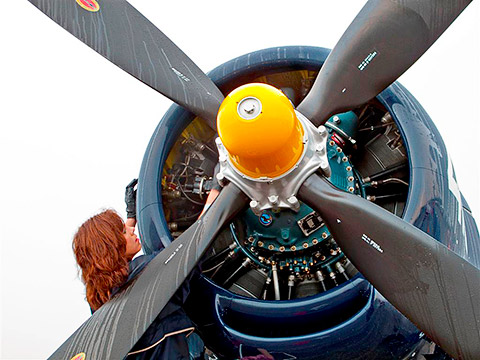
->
left=377, top=84, right=471, bottom=257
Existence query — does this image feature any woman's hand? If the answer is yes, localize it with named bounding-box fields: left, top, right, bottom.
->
left=125, top=178, right=138, bottom=219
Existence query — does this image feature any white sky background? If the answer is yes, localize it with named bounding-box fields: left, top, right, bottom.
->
left=1, top=1, right=479, bottom=358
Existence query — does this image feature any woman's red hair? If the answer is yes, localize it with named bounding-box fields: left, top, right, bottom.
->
left=73, top=209, right=129, bottom=311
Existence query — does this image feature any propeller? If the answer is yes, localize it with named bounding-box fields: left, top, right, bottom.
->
left=297, top=0, right=472, bottom=126
left=28, top=0, right=223, bottom=129
left=48, top=183, right=248, bottom=360
left=298, top=174, right=480, bottom=359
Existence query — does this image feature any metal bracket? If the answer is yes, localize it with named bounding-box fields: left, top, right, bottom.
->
left=216, top=111, right=331, bottom=215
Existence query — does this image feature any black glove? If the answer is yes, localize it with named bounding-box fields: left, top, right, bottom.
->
left=125, top=178, right=138, bottom=219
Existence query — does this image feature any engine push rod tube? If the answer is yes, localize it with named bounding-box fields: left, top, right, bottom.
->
left=272, top=262, right=281, bottom=300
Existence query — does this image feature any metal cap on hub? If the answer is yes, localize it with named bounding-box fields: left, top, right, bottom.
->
left=237, top=96, right=262, bottom=120
left=217, top=83, right=304, bottom=178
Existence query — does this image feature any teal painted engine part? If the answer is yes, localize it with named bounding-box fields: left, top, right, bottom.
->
left=325, top=111, right=359, bottom=146
left=231, top=112, right=363, bottom=296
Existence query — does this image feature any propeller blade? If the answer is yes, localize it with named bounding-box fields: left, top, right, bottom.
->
left=298, top=174, right=480, bottom=360
left=297, top=0, right=472, bottom=126
left=49, top=183, right=248, bottom=360
left=28, top=0, right=223, bottom=129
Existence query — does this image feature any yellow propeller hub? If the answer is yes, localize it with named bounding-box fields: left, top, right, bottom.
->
left=217, top=83, right=304, bottom=178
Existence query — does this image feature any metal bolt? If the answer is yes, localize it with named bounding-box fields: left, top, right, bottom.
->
left=279, top=246, right=285, bottom=252
left=258, top=241, right=264, bottom=247
left=268, top=195, right=279, bottom=205
left=303, top=242, right=309, bottom=249
left=322, top=232, right=328, bottom=239
left=219, top=153, right=228, bottom=163
left=322, top=164, right=332, bottom=177
left=333, top=116, right=341, bottom=124
left=316, top=144, right=325, bottom=154
left=287, top=195, right=300, bottom=210
left=312, top=238, right=319, bottom=245
left=268, top=245, right=275, bottom=251
left=216, top=172, right=226, bottom=185
left=290, top=245, right=297, bottom=251
left=250, top=200, right=261, bottom=215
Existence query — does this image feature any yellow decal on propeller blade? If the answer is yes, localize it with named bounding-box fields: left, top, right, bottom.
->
left=75, top=0, right=100, bottom=12
left=70, top=352, right=86, bottom=360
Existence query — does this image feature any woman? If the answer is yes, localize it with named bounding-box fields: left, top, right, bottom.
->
left=72, top=179, right=204, bottom=359
left=73, top=209, right=141, bottom=311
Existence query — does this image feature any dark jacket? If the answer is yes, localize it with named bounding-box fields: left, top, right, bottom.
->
left=108, top=253, right=204, bottom=359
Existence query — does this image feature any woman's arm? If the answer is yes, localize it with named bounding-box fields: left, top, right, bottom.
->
left=126, top=217, right=137, bottom=228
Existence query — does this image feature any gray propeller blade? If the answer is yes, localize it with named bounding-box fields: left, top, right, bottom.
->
left=48, top=183, right=248, bottom=360
left=297, top=0, right=472, bottom=126
left=28, top=0, right=223, bottom=129
left=298, top=173, right=480, bottom=360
